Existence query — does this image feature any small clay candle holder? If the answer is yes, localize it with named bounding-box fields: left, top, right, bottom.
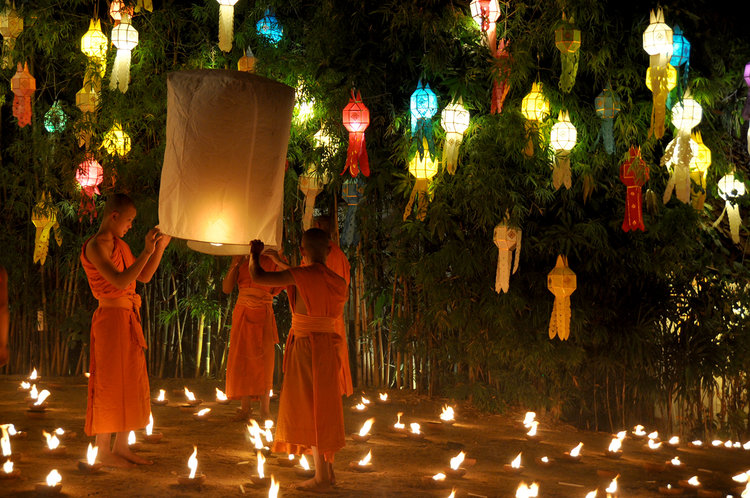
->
left=27, top=402, right=48, bottom=412
left=597, top=469, right=618, bottom=480
left=351, top=433, right=371, bottom=443
left=563, top=452, right=582, bottom=463
left=151, top=398, right=168, bottom=406
left=658, top=485, right=684, bottom=495
left=143, top=432, right=164, bottom=443
left=45, top=446, right=67, bottom=456
left=445, top=467, right=467, bottom=478
left=604, top=450, right=622, bottom=459
left=295, top=466, right=315, bottom=478
left=181, top=399, right=203, bottom=409
left=77, top=460, right=103, bottom=474
left=0, top=468, right=20, bottom=479
left=178, top=474, right=206, bottom=487
left=643, top=462, right=668, bottom=472
left=677, top=479, right=701, bottom=489
left=349, top=460, right=374, bottom=473
left=276, top=456, right=295, bottom=467
left=34, top=482, right=63, bottom=495
left=502, top=464, right=522, bottom=475
left=440, top=418, right=455, bottom=427
left=216, top=398, right=230, bottom=405
left=420, top=475, right=448, bottom=488
left=249, top=475, right=271, bottom=486
left=535, top=457, right=553, bottom=466
left=406, top=431, right=425, bottom=441
left=192, top=411, right=211, bottom=421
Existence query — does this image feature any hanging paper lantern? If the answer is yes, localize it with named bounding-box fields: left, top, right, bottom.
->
left=102, top=122, right=131, bottom=157
left=689, top=132, right=711, bottom=210
left=109, top=1, right=133, bottom=23
left=81, top=19, right=108, bottom=82
left=620, top=146, right=650, bottom=232
left=742, top=62, right=750, bottom=121
left=440, top=98, right=470, bottom=175
left=403, top=140, right=439, bottom=221
left=410, top=81, right=438, bottom=160
left=643, top=9, right=674, bottom=139
left=341, top=178, right=363, bottom=248
left=216, top=0, right=239, bottom=52
left=520, top=82, right=549, bottom=156
left=469, top=0, right=500, bottom=51
left=76, top=156, right=104, bottom=222
left=256, top=10, right=283, bottom=46
left=549, top=110, right=577, bottom=190
left=10, top=62, right=35, bottom=128
left=31, top=194, right=62, bottom=265
left=109, top=13, right=138, bottom=93
left=670, top=25, right=690, bottom=95
left=493, top=223, right=521, bottom=293
left=0, top=6, right=23, bottom=69
left=491, top=38, right=511, bottom=114
left=76, top=83, right=99, bottom=148
left=342, top=90, right=370, bottom=177
left=547, top=255, right=576, bottom=341
left=594, top=86, right=621, bottom=155
left=555, top=15, right=581, bottom=94
left=662, top=95, right=702, bottom=204
left=237, top=46, right=257, bottom=72
left=716, top=173, right=746, bottom=244
left=43, top=101, right=68, bottom=134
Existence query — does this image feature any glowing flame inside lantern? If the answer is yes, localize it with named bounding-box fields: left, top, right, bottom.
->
left=687, top=476, right=699, bottom=486
left=526, top=421, right=538, bottom=437
left=410, top=423, right=421, bottom=435
left=605, top=476, right=618, bottom=494
left=127, top=431, right=135, bottom=445
left=30, top=385, right=38, bottom=399
left=379, top=393, right=388, bottom=402
left=616, top=431, right=627, bottom=441
left=569, top=442, right=583, bottom=457
left=29, top=368, right=38, bottom=380
left=394, top=412, right=405, bottom=430
left=510, top=452, right=521, bottom=469
left=187, top=446, right=198, bottom=479
left=215, top=388, right=227, bottom=401
left=668, top=436, right=679, bottom=445
left=157, top=389, right=165, bottom=402
left=146, top=413, right=154, bottom=436
left=257, top=451, right=266, bottom=479
left=359, top=418, right=374, bottom=437
left=299, top=454, right=310, bottom=471
left=269, top=476, right=279, bottom=498
left=633, top=425, right=646, bottom=436
left=648, top=439, right=662, bottom=450
left=20, top=381, right=30, bottom=390
left=670, top=456, right=681, bottom=466
left=196, top=408, right=211, bottom=417
left=34, top=389, right=50, bottom=406
left=432, top=472, right=446, bottom=481
left=86, top=443, right=98, bottom=466
left=358, top=450, right=372, bottom=466
left=648, top=431, right=659, bottom=440
left=184, top=387, right=196, bottom=401
left=523, top=412, right=536, bottom=428
left=46, top=469, right=61, bottom=487
left=43, top=430, right=60, bottom=450
left=354, top=403, right=366, bottom=411
left=608, top=437, right=622, bottom=453
left=2, top=461, right=12, bottom=474
left=440, top=405, right=455, bottom=422
left=450, top=451, right=466, bottom=470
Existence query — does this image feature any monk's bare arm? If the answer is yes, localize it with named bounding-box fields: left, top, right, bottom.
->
left=0, top=267, right=9, bottom=366
left=88, top=230, right=158, bottom=290
left=250, top=251, right=295, bottom=287
left=137, top=234, right=171, bottom=283
left=263, top=249, right=291, bottom=270
left=222, top=255, right=244, bottom=294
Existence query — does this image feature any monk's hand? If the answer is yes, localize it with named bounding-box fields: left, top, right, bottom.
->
left=145, top=227, right=161, bottom=254
left=155, top=231, right=171, bottom=250
left=250, top=240, right=264, bottom=257
left=262, top=248, right=281, bottom=263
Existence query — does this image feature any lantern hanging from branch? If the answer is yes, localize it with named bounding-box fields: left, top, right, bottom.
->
left=237, top=46, right=256, bottom=72
left=547, top=255, right=576, bottom=341
left=299, top=164, right=330, bottom=230
left=110, top=13, right=138, bottom=93
left=81, top=18, right=108, bottom=85
left=76, top=156, right=104, bottom=222
left=342, top=90, right=370, bottom=177
left=689, top=131, right=711, bottom=210
left=662, top=94, right=702, bottom=204
left=440, top=98, right=470, bottom=175
left=10, top=62, right=35, bottom=128
left=715, top=173, right=746, bottom=244
left=620, top=146, right=650, bottom=232
left=159, top=70, right=294, bottom=255
left=0, top=5, right=23, bottom=69
left=555, top=15, right=581, bottom=93
left=669, top=25, right=690, bottom=98
left=743, top=62, right=750, bottom=122
left=410, top=81, right=438, bottom=160
left=109, top=0, right=132, bottom=23
left=595, top=85, right=621, bottom=155
left=216, top=0, right=239, bottom=52
left=404, top=139, right=439, bottom=221
left=493, top=222, right=521, bottom=293
left=341, top=178, right=363, bottom=248
left=31, top=194, right=62, bottom=265
left=491, top=38, right=511, bottom=114
left=257, top=10, right=282, bottom=46
left=549, top=110, right=576, bottom=190
left=102, top=122, right=131, bottom=157
left=76, top=82, right=99, bottom=148
left=520, top=82, right=549, bottom=156
left=643, top=8, right=673, bottom=139
left=469, top=0, right=501, bottom=51
left=43, top=101, right=68, bottom=134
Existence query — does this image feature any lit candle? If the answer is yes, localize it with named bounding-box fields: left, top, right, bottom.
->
left=732, top=471, right=749, bottom=483
left=268, top=476, right=279, bottom=497
left=183, top=387, right=201, bottom=406
left=615, top=430, right=627, bottom=441
left=18, top=381, right=30, bottom=391
left=526, top=421, right=538, bottom=438
left=393, top=412, right=405, bottom=430
left=439, top=405, right=455, bottom=424
left=42, top=429, right=65, bottom=455
left=503, top=452, right=522, bottom=474
left=408, top=422, right=423, bottom=439
left=633, top=425, right=647, bottom=437
left=193, top=408, right=211, bottom=420
left=77, top=443, right=102, bottom=473
left=648, top=439, right=663, bottom=450
left=215, top=388, right=229, bottom=403
left=1, top=459, right=18, bottom=478
left=648, top=431, right=659, bottom=441
left=690, top=440, right=703, bottom=447
left=34, top=469, right=62, bottom=493
left=353, top=418, right=374, bottom=442
left=353, top=402, right=367, bottom=412
left=378, top=393, right=389, bottom=403
left=29, top=384, right=39, bottom=400
left=669, top=456, right=681, bottom=467
left=361, top=396, right=371, bottom=405
left=295, top=454, right=314, bottom=478
left=566, top=442, right=583, bottom=460
left=29, top=368, right=38, bottom=381
left=523, top=412, right=536, bottom=428
left=667, top=436, right=679, bottom=446
left=605, top=476, right=618, bottom=495
left=606, top=437, right=622, bottom=457
left=127, top=430, right=136, bottom=446
left=178, top=446, right=206, bottom=485
left=357, top=450, right=372, bottom=467
left=153, top=389, right=168, bottom=405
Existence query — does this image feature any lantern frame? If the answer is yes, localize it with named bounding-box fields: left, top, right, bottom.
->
left=689, top=132, right=711, bottom=174
left=642, top=8, right=673, bottom=56
left=256, top=10, right=283, bottom=45
left=718, top=173, right=746, bottom=201
left=595, top=87, right=621, bottom=119
left=469, top=0, right=500, bottom=31
left=550, top=111, right=577, bottom=152
left=408, top=151, right=439, bottom=181
left=670, top=25, right=690, bottom=67
left=441, top=99, right=470, bottom=135
left=102, top=122, right=132, bottom=157
left=43, top=101, right=68, bottom=133
left=410, top=82, right=438, bottom=122
left=111, top=14, right=138, bottom=51
left=343, top=97, right=370, bottom=134
left=671, top=96, right=702, bottom=133
left=76, top=157, right=104, bottom=192
left=81, top=19, right=108, bottom=59
left=645, top=64, right=678, bottom=91
left=521, top=82, right=549, bottom=123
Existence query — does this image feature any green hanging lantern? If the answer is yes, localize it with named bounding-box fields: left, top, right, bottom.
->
left=594, top=86, right=621, bottom=155
left=43, top=101, right=68, bottom=133
left=555, top=14, right=581, bottom=94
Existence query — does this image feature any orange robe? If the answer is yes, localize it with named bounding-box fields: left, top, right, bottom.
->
left=273, top=263, right=348, bottom=461
left=225, top=256, right=281, bottom=399
left=325, top=241, right=353, bottom=396
left=81, top=237, right=150, bottom=436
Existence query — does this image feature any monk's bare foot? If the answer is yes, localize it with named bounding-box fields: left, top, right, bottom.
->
left=290, top=477, right=332, bottom=492
left=114, top=448, right=154, bottom=465
left=99, top=451, right=136, bottom=468
left=328, top=463, right=336, bottom=486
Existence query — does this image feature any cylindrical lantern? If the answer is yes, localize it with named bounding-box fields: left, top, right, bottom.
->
left=237, top=47, right=257, bottom=73
left=554, top=15, right=581, bottom=93
left=493, top=223, right=521, bottom=293
left=520, top=82, right=549, bottom=156
left=102, top=122, right=131, bottom=157
left=342, top=90, right=370, bottom=177
left=43, top=101, right=68, bottom=134
left=547, top=255, right=576, bottom=341
left=0, top=6, right=23, bottom=69
left=717, top=173, right=745, bottom=244
left=689, top=131, right=711, bottom=210
left=662, top=95, right=702, bottom=204
left=403, top=139, right=439, bottom=221
left=109, top=13, right=138, bottom=93
left=159, top=70, right=294, bottom=255
left=549, top=110, right=576, bottom=190
left=10, top=62, right=35, bottom=128
left=256, top=10, right=283, bottom=46
left=595, top=86, right=621, bottom=155
left=76, top=156, right=104, bottom=222
left=469, top=0, right=500, bottom=50
left=620, top=146, right=650, bottom=232
left=81, top=19, right=108, bottom=81
left=440, top=98, right=470, bottom=175
left=410, top=81, right=439, bottom=159
left=216, top=0, right=239, bottom=53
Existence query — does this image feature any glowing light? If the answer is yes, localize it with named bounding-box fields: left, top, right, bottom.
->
left=691, top=440, right=703, bottom=446
left=46, top=469, right=61, bottom=487
left=354, top=403, right=366, bottom=411
left=605, top=476, right=618, bottom=494
left=687, top=476, right=699, bottom=487
left=33, top=388, right=50, bottom=404
left=540, top=456, right=549, bottom=463
left=648, top=439, right=662, bottom=450
left=264, top=420, right=274, bottom=430
left=633, top=425, right=646, bottom=436
left=526, top=421, right=538, bottom=437
left=379, top=393, right=388, bottom=402
left=440, top=405, right=455, bottom=422
left=725, top=440, right=734, bottom=449
left=585, top=492, right=597, bottom=498
left=394, top=412, right=405, bottom=430
left=187, top=446, right=198, bottom=479
left=616, top=431, right=627, bottom=440
left=569, top=442, right=583, bottom=457
left=2, top=461, right=12, bottom=474
left=361, top=396, right=371, bottom=405
left=358, top=450, right=372, bottom=466
left=42, top=431, right=60, bottom=450
left=410, top=423, right=421, bottom=435
left=432, top=473, right=446, bottom=481
left=196, top=408, right=211, bottom=417
left=30, top=385, right=39, bottom=399
left=744, top=441, right=750, bottom=450
left=102, top=122, right=131, bottom=157
left=608, top=437, right=622, bottom=453
left=450, top=451, right=466, bottom=470
left=358, top=418, right=374, bottom=437
left=257, top=451, right=266, bottom=478
left=668, top=436, right=679, bottom=445
left=19, top=381, right=30, bottom=390
left=268, top=476, right=279, bottom=498
left=711, top=439, right=722, bottom=447
left=215, top=388, right=228, bottom=401
left=184, top=387, right=196, bottom=401
left=146, top=413, right=154, bottom=436
left=299, top=455, right=310, bottom=470
left=648, top=431, right=659, bottom=440
left=86, top=443, right=98, bottom=466
left=55, top=428, right=64, bottom=436
left=509, top=452, right=521, bottom=469
left=732, top=471, right=749, bottom=483
left=247, top=421, right=264, bottom=450
left=127, top=431, right=136, bottom=445
left=157, top=389, right=165, bottom=402
left=29, top=368, right=38, bottom=380
left=516, top=481, right=540, bottom=498
left=523, top=412, right=536, bottom=428
left=0, top=427, right=10, bottom=456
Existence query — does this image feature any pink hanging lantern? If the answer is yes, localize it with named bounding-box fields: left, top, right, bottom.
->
left=75, top=157, right=104, bottom=222
left=491, top=38, right=511, bottom=114
left=342, top=90, right=370, bottom=177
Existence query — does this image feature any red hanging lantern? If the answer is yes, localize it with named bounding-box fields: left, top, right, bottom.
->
left=10, top=62, right=35, bottom=127
left=342, top=90, right=370, bottom=177
left=75, top=156, right=104, bottom=222
left=619, top=146, right=650, bottom=232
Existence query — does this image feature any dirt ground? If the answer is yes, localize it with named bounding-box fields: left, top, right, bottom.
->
left=0, top=375, right=748, bottom=497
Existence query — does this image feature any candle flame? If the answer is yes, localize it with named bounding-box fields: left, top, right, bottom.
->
left=264, top=420, right=274, bottom=430
left=264, top=427, right=273, bottom=443
left=55, top=428, right=64, bottom=436
left=585, top=492, right=597, bottom=498
left=711, top=439, right=722, bottom=446
left=540, top=456, right=549, bottom=463
left=46, top=469, right=61, bottom=487
left=84, top=372, right=90, bottom=378
left=670, top=456, right=681, bottom=466
left=19, top=381, right=30, bottom=390
left=633, top=425, right=646, bottom=436
left=299, top=454, right=310, bottom=470
left=196, top=408, right=211, bottom=417
left=432, top=472, right=446, bottom=481
left=448, top=489, right=456, bottom=498
left=744, top=441, right=750, bottom=450
left=569, top=442, right=583, bottom=457
left=187, top=446, right=198, bottom=479
left=647, top=431, right=659, bottom=440
left=379, top=393, right=388, bottom=401
left=410, top=422, right=421, bottom=435
left=146, top=413, right=154, bottom=436
left=268, top=476, right=279, bottom=498
left=355, top=403, right=366, bottom=411
left=450, top=451, right=466, bottom=470
left=616, top=431, right=627, bottom=441
left=691, top=440, right=703, bottom=446
left=86, top=443, right=98, bottom=466
left=668, top=436, right=679, bottom=445
left=2, top=460, right=12, bottom=474
left=29, top=368, right=38, bottom=380
left=42, top=430, right=60, bottom=450
left=732, top=471, right=750, bottom=483
left=35, top=389, right=51, bottom=406
left=358, top=450, right=372, bottom=466
left=742, top=482, right=750, bottom=498
left=1, top=426, right=10, bottom=457
left=725, top=440, right=733, bottom=448
left=358, top=418, right=374, bottom=437
left=510, top=452, right=521, bottom=469
left=608, top=437, right=621, bottom=453
left=247, top=420, right=264, bottom=449
left=5, top=425, right=16, bottom=437
left=523, top=412, right=536, bottom=428
left=215, top=388, right=228, bottom=401
left=526, top=421, right=538, bottom=437
left=257, top=451, right=266, bottom=478
left=648, top=439, right=662, bottom=449
left=184, top=387, right=196, bottom=401
left=127, top=431, right=136, bottom=445
left=157, top=389, right=165, bottom=402
left=735, top=442, right=742, bottom=448
left=269, top=389, right=273, bottom=397
left=440, top=405, right=455, bottom=422
left=287, top=454, right=295, bottom=461
left=361, top=396, right=371, bottom=405
left=30, top=385, right=38, bottom=399
left=687, top=476, right=699, bottom=486
left=516, top=482, right=531, bottom=498
left=605, top=476, right=618, bottom=493
left=394, top=412, right=405, bottom=430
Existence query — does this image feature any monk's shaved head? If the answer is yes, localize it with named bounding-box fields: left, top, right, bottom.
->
left=103, top=193, right=136, bottom=216
left=313, top=215, right=332, bottom=235
left=301, top=228, right=330, bottom=263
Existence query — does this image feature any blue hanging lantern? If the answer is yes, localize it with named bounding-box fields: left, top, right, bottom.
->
left=341, top=178, right=363, bottom=248
left=43, top=101, right=68, bottom=134
left=256, top=10, right=282, bottom=45
left=410, top=80, right=438, bottom=159
left=668, top=25, right=690, bottom=107
left=594, top=86, right=620, bottom=155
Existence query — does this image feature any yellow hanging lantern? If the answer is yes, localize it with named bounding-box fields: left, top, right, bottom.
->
left=547, top=255, right=576, bottom=341
left=440, top=98, right=470, bottom=175
left=662, top=95, right=702, bottom=204
left=0, top=5, right=23, bottom=69
left=81, top=19, right=108, bottom=83
left=493, top=222, right=521, bottom=293
left=643, top=8, right=674, bottom=139
left=31, top=194, right=62, bottom=266
left=217, top=0, right=239, bottom=52
left=549, top=110, right=577, bottom=190
left=689, top=131, right=711, bottom=210
left=237, top=47, right=256, bottom=72
left=110, top=13, right=138, bottom=93
left=715, top=173, right=745, bottom=244
left=102, top=122, right=131, bottom=157
left=76, top=82, right=99, bottom=148
left=404, top=139, right=439, bottom=221
left=520, top=82, right=549, bottom=156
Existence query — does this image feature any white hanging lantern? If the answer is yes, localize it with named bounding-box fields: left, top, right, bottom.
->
left=440, top=98, right=470, bottom=175
left=643, top=8, right=674, bottom=139
left=549, top=110, right=577, bottom=190
left=717, top=173, right=746, bottom=244
left=109, top=13, right=138, bottom=93
left=493, top=223, right=521, bottom=293
left=217, top=0, right=239, bottom=53
left=662, top=95, right=702, bottom=204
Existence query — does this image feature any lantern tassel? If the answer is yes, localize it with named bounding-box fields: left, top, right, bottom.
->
left=495, top=249, right=511, bottom=293
left=523, top=123, right=535, bottom=157
left=491, top=39, right=511, bottom=114
left=559, top=51, right=579, bottom=94
left=403, top=178, right=429, bottom=221
left=601, top=119, right=614, bottom=155
left=413, top=119, right=436, bottom=160
left=549, top=296, right=572, bottom=340
left=342, top=205, right=359, bottom=248
left=343, top=132, right=369, bottom=177
left=647, top=61, right=669, bottom=139
left=443, top=133, right=462, bottom=175
left=622, top=186, right=645, bottom=232
left=12, top=95, right=31, bottom=127
left=33, top=224, right=53, bottom=265
left=712, top=202, right=742, bottom=244
left=661, top=135, right=693, bottom=204
left=79, top=195, right=98, bottom=223
left=218, top=4, right=234, bottom=53
left=552, top=154, right=572, bottom=190
left=109, top=48, right=132, bottom=93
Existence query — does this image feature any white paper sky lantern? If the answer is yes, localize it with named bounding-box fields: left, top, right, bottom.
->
left=440, top=98, right=470, bottom=175
left=110, top=13, right=138, bottom=93
left=159, top=70, right=294, bottom=255
left=717, top=173, right=746, bottom=244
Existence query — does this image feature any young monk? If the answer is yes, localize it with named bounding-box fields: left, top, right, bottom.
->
left=249, top=229, right=347, bottom=491
left=0, top=266, right=8, bottom=367
left=222, top=253, right=282, bottom=421
left=81, top=194, right=170, bottom=467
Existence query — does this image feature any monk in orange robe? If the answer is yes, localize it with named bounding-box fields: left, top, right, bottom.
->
left=222, top=254, right=282, bottom=421
left=0, top=266, right=8, bottom=367
left=250, top=229, right=347, bottom=491
left=81, top=194, right=170, bottom=467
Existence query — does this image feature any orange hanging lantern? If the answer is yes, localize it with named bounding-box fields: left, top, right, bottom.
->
left=10, top=62, right=35, bottom=128
left=75, top=156, right=104, bottom=222
left=620, top=146, right=650, bottom=232
left=547, top=255, right=576, bottom=340
left=342, top=90, right=370, bottom=177
left=237, top=47, right=256, bottom=73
